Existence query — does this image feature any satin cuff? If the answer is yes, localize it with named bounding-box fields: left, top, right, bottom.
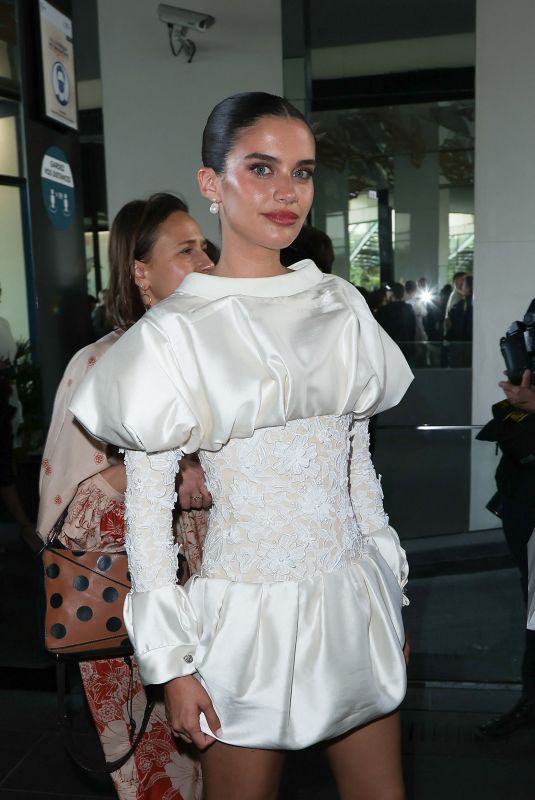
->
left=123, top=583, right=199, bottom=685
left=367, top=525, right=409, bottom=606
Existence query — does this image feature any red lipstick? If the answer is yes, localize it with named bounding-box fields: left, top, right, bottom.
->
left=263, top=211, right=299, bottom=226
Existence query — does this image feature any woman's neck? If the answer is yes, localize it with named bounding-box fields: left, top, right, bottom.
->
left=210, top=237, right=290, bottom=279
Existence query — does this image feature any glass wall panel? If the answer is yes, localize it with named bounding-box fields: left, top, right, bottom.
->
left=312, top=100, right=474, bottom=368
left=313, top=100, right=474, bottom=289
left=0, top=184, right=29, bottom=342
left=0, top=1, right=19, bottom=88
left=84, top=228, right=109, bottom=297
left=0, top=99, right=20, bottom=175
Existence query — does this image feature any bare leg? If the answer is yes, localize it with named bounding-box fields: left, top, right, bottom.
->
left=325, top=711, right=405, bottom=800
left=199, top=741, right=285, bottom=800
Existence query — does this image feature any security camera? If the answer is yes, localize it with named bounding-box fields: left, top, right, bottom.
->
left=157, top=4, right=215, bottom=33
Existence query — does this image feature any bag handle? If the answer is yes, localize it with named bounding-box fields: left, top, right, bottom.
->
left=56, top=657, right=155, bottom=774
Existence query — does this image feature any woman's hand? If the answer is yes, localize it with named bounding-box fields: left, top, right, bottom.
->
left=177, top=454, right=212, bottom=510
left=164, top=674, right=221, bottom=750
left=99, top=462, right=127, bottom=493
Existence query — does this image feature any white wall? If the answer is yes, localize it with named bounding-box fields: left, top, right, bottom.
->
left=97, top=0, right=283, bottom=241
left=470, top=0, right=535, bottom=528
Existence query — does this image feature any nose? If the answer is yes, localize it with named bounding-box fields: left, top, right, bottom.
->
left=193, top=247, right=214, bottom=272
left=273, top=173, right=297, bottom=204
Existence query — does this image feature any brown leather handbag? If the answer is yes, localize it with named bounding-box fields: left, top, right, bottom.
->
left=42, top=542, right=133, bottom=658
left=41, top=514, right=154, bottom=775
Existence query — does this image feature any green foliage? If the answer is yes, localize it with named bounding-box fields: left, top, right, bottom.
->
left=14, top=339, right=45, bottom=455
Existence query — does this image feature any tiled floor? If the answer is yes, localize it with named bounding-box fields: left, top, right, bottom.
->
left=1, top=523, right=534, bottom=799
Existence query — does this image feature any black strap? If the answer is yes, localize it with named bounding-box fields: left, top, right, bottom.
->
left=56, top=658, right=155, bottom=774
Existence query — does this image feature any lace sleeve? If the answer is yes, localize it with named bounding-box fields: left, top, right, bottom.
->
left=122, top=448, right=202, bottom=684
left=124, top=449, right=182, bottom=592
left=349, top=418, right=409, bottom=605
left=349, top=418, right=389, bottom=535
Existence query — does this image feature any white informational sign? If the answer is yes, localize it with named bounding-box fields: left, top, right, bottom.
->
left=39, top=0, right=78, bottom=130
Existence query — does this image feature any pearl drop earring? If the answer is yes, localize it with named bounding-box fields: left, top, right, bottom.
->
left=209, top=201, right=219, bottom=215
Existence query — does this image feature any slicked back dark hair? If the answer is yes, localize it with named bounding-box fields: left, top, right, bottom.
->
left=106, top=192, right=188, bottom=330
left=202, top=92, right=313, bottom=174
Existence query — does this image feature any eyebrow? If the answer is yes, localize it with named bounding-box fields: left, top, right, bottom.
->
left=244, top=152, right=316, bottom=166
left=176, top=237, right=205, bottom=246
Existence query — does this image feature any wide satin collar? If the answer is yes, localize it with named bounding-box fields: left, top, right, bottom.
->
left=177, top=259, right=323, bottom=299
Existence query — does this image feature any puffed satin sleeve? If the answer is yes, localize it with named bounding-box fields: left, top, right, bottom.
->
left=122, top=448, right=200, bottom=685
left=349, top=417, right=409, bottom=605
left=69, top=318, right=206, bottom=454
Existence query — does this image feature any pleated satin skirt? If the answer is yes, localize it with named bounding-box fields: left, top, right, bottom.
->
left=185, top=546, right=406, bottom=750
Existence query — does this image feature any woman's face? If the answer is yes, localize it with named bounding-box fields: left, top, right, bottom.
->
left=202, top=116, right=316, bottom=253
left=135, top=211, right=213, bottom=304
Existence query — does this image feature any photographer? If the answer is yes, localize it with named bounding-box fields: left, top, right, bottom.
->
left=478, top=299, right=535, bottom=738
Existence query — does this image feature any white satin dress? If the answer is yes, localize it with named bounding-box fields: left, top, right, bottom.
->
left=70, top=260, right=414, bottom=750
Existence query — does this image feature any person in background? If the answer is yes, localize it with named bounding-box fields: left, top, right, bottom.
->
left=445, top=274, right=473, bottom=343
left=280, top=224, right=335, bottom=273
left=405, top=280, right=427, bottom=342
left=38, top=193, right=213, bottom=800
left=369, top=286, right=388, bottom=316
left=444, top=274, right=473, bottom=368
left=376, top=281, right=416, bottom=348
left=443, top=271, right=467, bottom=336
left=478, top=298, right=535, bottom=739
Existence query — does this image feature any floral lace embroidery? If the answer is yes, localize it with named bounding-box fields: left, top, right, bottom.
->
left=349, top=417, right=389, bottom=537
left=199, top=415, right=363, bottom=582
left=123, top=416, right=407, bottom=594
left=124, top=449, right=182, bottom=592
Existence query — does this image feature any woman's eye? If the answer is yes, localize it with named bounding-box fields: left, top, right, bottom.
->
left=179, top=248, right=193, bottom=256
left=251, top=164, right=273, bottom=177
left=294, top=168, right=314, bottom=180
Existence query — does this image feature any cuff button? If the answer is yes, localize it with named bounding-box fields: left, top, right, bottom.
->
left=183, top=654, right=193, bottom=664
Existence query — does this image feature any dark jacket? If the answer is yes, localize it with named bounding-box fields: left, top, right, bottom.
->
left=376, top=301, right=416, bottom=343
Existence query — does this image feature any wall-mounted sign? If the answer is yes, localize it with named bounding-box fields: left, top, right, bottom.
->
left=41, top=146, right=75, bottom=230
left=38, top=0, right=78, bottom=130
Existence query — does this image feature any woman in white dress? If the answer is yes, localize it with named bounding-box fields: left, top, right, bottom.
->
left=71, top=92, right=413, bottom=800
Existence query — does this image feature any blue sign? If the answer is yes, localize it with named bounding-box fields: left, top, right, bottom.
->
left=41, top=146, right=75, bottom=231
left=52, top=61, right=69, bottom=106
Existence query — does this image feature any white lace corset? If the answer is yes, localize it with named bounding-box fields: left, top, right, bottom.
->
left=198, top=415, right=383, bottom=582
left=123, top=415, right=393, bottom=592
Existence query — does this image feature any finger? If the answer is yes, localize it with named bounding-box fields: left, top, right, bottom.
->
left=201, top=486, right=212, bottom=509
left=201, top=700, right=221, bottom=735
left=177, top=485, right=190, bottom=508
left=521, top=369, right=532, bottom=388
left=191, top=729, right=215, bottom=750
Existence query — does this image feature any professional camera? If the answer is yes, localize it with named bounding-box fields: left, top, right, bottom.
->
left=500, top=312, right=535, bottom=385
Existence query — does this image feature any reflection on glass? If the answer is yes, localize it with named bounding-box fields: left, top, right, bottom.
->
left=0, top=100, right=19, bottom=176
left=85, top=229, right=110, bottom=297
left=0, top=184, right=29, bottom=342
left=0, top=1, right=19, bottom=86
left=313, top=100, right=474, bottom=280
left=313, top=99, right=474, bottom=360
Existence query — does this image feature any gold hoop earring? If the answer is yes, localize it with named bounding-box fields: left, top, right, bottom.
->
left=140, top=288, right=152, bottom=311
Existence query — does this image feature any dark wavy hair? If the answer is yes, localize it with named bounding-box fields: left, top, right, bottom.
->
left=106, top=193, right=188, bottom=330
left=202, top=92, right=313, bottom=174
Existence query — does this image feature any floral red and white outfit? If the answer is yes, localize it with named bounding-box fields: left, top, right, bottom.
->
left=37, top=331, right=207, bottom=800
